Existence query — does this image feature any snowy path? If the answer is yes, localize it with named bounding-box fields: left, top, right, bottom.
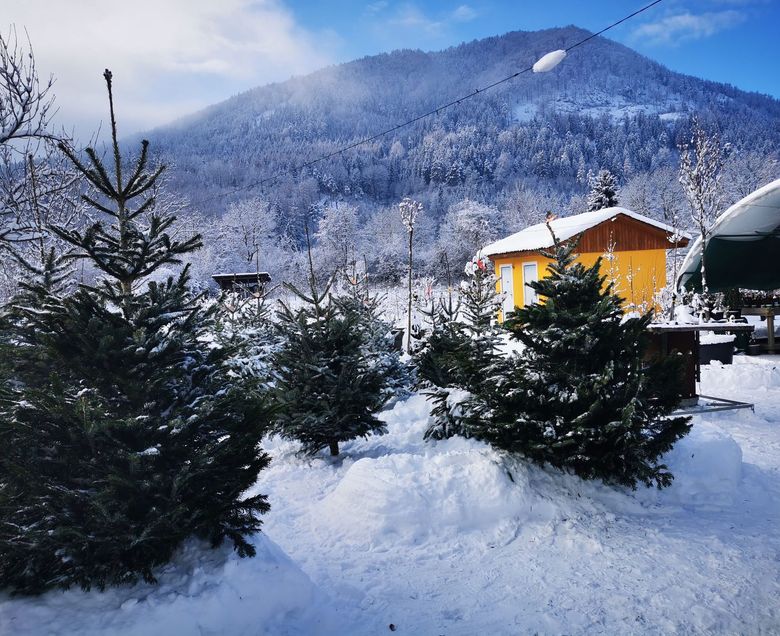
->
left=252, top=356, right=780, bottom=635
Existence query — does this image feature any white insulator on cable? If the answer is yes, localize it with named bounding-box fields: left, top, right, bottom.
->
left=532, top=49, right=567, bottom=73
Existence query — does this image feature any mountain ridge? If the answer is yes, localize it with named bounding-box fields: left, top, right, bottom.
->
left=143, top=26, right=780, bottom=226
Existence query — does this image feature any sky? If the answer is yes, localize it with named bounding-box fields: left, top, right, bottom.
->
left=3, top=0, right=778, bottom=141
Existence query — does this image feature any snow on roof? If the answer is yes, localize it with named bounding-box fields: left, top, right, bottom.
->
left=481, top=207, right=689, bottom=257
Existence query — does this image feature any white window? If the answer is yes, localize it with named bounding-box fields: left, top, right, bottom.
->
left=523, top=262, right=539, bottom=306
left=499, top=264, right=514, bottom=315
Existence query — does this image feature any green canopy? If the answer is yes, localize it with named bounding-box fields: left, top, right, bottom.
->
left=678, top=179, right=780, bottom=292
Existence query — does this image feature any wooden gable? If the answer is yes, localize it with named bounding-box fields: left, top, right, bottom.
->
left=576, top=213, right=689, bottom=253
left=488, top=213, right=689, bottom=259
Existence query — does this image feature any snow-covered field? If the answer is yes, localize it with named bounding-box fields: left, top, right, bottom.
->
left=2, top=356, right=780, bottom=635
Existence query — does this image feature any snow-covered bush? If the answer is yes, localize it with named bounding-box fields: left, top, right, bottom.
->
left=414, top=259, right=504, bottom=440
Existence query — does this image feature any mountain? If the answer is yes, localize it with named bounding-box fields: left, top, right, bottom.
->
left=144, top=26, right=780, bottom=229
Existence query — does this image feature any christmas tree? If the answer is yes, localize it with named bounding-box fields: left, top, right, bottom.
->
left=470, top=226, right=690, bottom=488
left=414, top=258, right=504, bottom=440
left=0, top=71, right=272, bottom=594
left=271, top=246, right=406, bottom=456
left=587, top=169, right=620, bottom=211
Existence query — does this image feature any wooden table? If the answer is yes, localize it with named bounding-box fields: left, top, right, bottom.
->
left=741, top=307, right=778, bottom=352
left=646, top=323, right=755, bottom=404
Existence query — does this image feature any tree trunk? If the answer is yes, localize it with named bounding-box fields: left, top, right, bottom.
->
left=328, top=440, right=340, bottom=456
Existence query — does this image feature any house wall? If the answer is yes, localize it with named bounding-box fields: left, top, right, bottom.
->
left=491, top=248, right=668, bottom=317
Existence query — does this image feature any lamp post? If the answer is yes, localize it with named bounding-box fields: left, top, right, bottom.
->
left=399, top=197, right=423, bottom=355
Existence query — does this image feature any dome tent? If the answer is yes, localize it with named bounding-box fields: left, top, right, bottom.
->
left=678, top=179, right=780, bottom=292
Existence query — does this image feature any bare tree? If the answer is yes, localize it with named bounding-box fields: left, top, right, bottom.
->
left=0, top=26, right=55, bottom=146
left=4, top=151, right=84, bottom=293
left=314, top=201, right=358, bottom=274
left=678, top=117, right=724, bottom=295
left=0, top=28, right=87, bottom=299
left=722, top=149, right=780, bottom=201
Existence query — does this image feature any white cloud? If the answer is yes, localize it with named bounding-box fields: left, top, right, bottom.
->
left=631, top=10, right=746, bottom=46
left=378, top=3, right=479, bottom=42
left=389, top=5, right=444, bottom=34
left=452, top=5, right=478, bottom=23
left=2, top=0, right=338, bottom=139
left=365, top=1, right=390, bottom=14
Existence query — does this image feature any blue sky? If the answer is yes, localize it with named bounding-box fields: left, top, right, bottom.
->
left=3, top=0, right=778, bottom=138
left=286, top=0, right=779, bottom=96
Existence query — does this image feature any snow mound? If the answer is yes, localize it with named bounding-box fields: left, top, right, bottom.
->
left=1, top=534, right=336, bottom=636
left=658, top=421, right=743, bottom=509
left=700, top=332, right=735, bottom=345
left=703, top=356, right=780, bottom=396
left=318, top=446, right=556, bottom=544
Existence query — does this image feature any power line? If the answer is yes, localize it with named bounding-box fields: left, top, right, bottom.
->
left=188, top=0, right=665, bottom=210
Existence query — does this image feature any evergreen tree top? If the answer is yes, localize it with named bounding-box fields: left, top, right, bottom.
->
left=53, top=70, right=201, bottom=314
left=587, top=169, right=620, bottom=212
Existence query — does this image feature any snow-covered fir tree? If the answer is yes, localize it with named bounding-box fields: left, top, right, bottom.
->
left=587, top=169, right=620, bottom=211
left=0, top=71, right=273, bottom=594
left=468, top=226, right=691, bottom=488
left=271, top=244, right=407, bottom=456
left=415, top=258, right=503, bottom=440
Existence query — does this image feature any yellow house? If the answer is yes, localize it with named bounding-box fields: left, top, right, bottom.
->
left=480, top=207, right=690, bottom=316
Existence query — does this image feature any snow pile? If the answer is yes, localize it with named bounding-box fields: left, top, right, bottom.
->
left=0, top=534, right=339, bottom=636
left=700, top=332, right=735, bottom=345
left=673, top=303, right=697, bottom=323
left=318, top=444, right=556, bottom=544
left=703, top=355, right=780, bottom=397
left=657, top=421, right=743, bottom=509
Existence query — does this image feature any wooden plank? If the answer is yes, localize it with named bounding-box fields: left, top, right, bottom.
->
left=578, top=214, right=688, bottom=252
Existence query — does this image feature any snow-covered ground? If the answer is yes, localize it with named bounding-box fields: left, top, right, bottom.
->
left=2, top=356, right=780, bottom=635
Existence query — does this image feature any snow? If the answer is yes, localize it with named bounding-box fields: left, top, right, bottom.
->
left=0, top=534, right=340, bottom=635
left=480, top=207, right=691, bottom=257
left=3, top=357, right=780, bottom=634
left=700, top=332, right=736, bottom=344
left=645, top=421, right=743, bottom=508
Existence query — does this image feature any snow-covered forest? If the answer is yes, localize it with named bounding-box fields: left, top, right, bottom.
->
left=2, top=26, right=780, bottom=299
left=106, top=27, right=779, bottom=291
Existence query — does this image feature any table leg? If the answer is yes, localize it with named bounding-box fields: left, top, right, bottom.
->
left=769, top=313, right=776, bottom=351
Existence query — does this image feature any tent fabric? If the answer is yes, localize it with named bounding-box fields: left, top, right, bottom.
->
left=678, top=178, right=780, bottom=292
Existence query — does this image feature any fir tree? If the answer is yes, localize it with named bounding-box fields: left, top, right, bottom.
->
left=414, top=258, right=504, bottom=440
left=414, top=290, right=470, bottom=440
left=0, top=70, right=272, bottom=594
left=271, top=239, right=406, bottom=456
left=469, top=227, right=690, bottom=488
left=587, top=169, right=620, bottom=211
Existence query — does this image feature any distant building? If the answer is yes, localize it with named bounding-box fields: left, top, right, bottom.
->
left=211, top=272, right=271, bottom=296
left=480, top=207, right=690, bottom=318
